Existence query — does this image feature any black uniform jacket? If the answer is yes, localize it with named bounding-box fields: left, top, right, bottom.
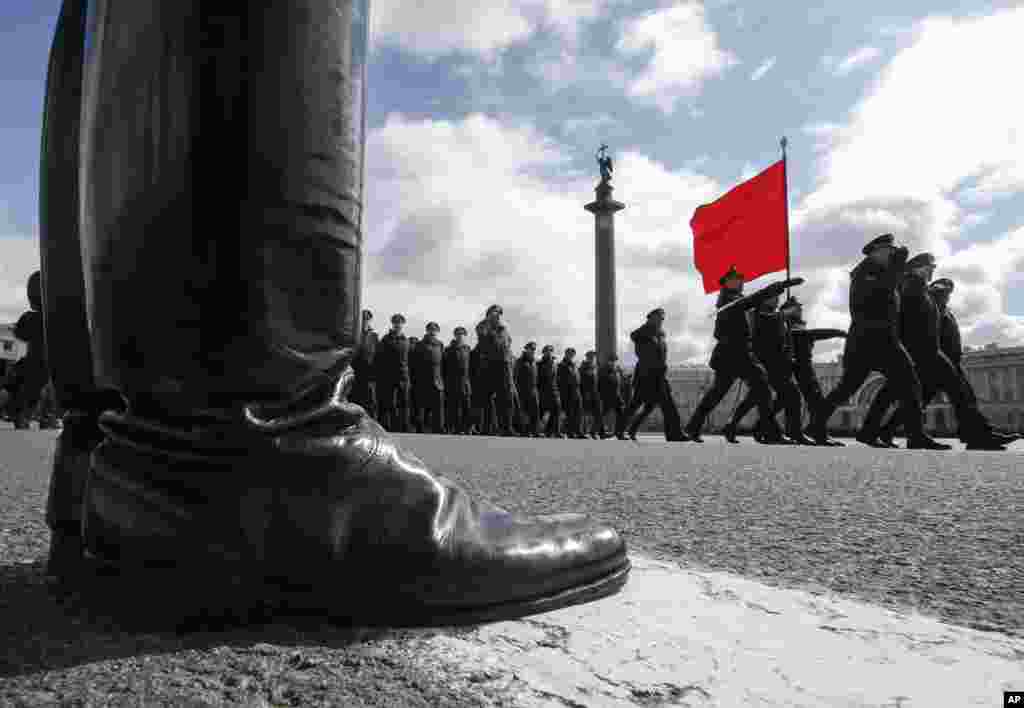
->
left=751, top=308, right=791, bottom=373
left=709, top=289, right=757, bottom=371
left=412, top=335, right=445, bottom=392
left=353, top=328, right=378, bottom=381
left=557, top=360, right=581, bottom=402
left=578, top=360, right=599, bottom=402
left=514, top=354, right=538, bottom=400
left=537, top=355, right=560, bottom=403
left=375, top=331, right=410, bottom=383
left=443, top=341, right=472, bottom=394
left=631, top=322, right=668, bottom=379
left=938, top=307, right=963, bottom=365
left=598, top=363, right=624, bottom=405
left=898, top=273, right=941, bottom=359
left=476, top=320, right=513, bottom=367
left=848, top=258, right=904, bottom=337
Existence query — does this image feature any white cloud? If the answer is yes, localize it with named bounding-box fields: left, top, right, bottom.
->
left=793, top=9, right=1024, bottom=348
left=616, top=3, right=737, bottom=114
left=364, top=113, right=727, bottom=363
left=750, top=56, right=776, bottom=81
left=0, top=201, right=40, bottom=325
left=371, top=0, right=604, bottom=58
left=831, top=46, right=881, bottom=76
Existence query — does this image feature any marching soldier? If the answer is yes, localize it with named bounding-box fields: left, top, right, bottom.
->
left=537, top=344, right=563, bottom=438
left=685, top=269, right=798, bottom=443
left=807, top=237, right=946, bottom=449
left=407, top=335, right=421, bottom=432
left=558, top=348, right=584, bottom=439
left=350, top=309, right=378, bottom=418
left=929, top=279, right=1020, bottom=443
left=617, top=308, right=688, bottom=441
left=475, top=305, right=516, bottom=436
left=599, top=353, right=626, bottom=439
left=721, top=294, right=814, bottom=445
left=514, top=342, right=541, bottom=437
left=579, top=350, right=605, bottom=439
left=861, top=257, right=1013, bottom=450
left=413, top=322, right=446, bottom=434
left=375, top=314, right=411, bottom=433
left=443, top=326, right=472, bottom=434
left=469, top=341, right=487, bottom=434
left=782, top=297, right=846, bottom=446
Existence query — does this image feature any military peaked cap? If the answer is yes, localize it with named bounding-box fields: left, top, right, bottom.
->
left=929, top=278, right=955, bottom=294
left=525, top=341, right=537, bottom=350
left=453, top=326, right=467, bottom=335
left=390, top=313, right=406, bottom=324
left=486, top=304, right=503, bottom=316
left=862, top=233, right=895, bottom=255
left=906, top=252, right=936, bottom=270
left=718, top=265, right=744, bottom=285
left=565, top=347, right=576, bottom=355
left=647, top=307, right=666, bottom=319
left=542, top=344, right=554, bottom=353
left=426, top=321, right=440, bottom=332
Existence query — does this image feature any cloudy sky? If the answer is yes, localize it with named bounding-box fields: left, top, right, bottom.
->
left=2, top=1, right=1023, bottom=366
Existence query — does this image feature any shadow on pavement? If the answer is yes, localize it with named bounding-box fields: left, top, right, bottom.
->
left=0, top=559, right=432, bottom=680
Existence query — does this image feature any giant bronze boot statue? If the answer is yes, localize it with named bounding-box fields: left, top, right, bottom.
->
left=41, top=0, right=629, bottom=626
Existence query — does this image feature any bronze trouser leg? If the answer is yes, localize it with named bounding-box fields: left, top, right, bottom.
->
left=79, top=1, right=367, bottom=416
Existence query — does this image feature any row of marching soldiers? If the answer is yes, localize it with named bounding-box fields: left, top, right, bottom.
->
left=350, top=305, right=635, bottom=438
left=350, top=233, right=1022, bottom=449
left=684, top=233, right=1020, bottom=450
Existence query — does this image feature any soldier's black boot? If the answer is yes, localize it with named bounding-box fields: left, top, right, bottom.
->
left=721, top=422, right=739, bottom=444
left=58, top=0, right=629, bottom=627
left=906, top=435, right=952, bottom=450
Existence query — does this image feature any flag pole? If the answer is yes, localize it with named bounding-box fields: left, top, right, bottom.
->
left=781, top=136, right=791, bottom=300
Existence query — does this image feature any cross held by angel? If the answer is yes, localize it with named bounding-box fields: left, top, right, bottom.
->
left=596, top=144, right=613, bottom=185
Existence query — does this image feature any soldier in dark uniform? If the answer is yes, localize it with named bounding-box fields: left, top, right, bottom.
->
left=616, top=308, right=688, bottom=441
left=806, top=237, right=947, bottom=449
left=514, top=342, right=541, bottom=437
left=469, top=341, right=487, bottom=434
left=558, top=348, right=584, bottom=439
left=407, top=335, right=421, bottom=432
left=599, top=353, right=626, bottom=440
left=443, top=326, right=472, bottom=434
left=579, top=350, right=605, bottom=439
left=928, top=279, right=1020, bottom=443
left=2, top=272, right=49, bottom=429
left=350, top=309, right=378, bottom=419
left=412, top=322, right=445, bottom=434
left=781, top=297, right=846, bottom=446
left=375, top=314, right=411, bottom=433
left=685, top=269, right=796, bottom=443
left=721, top=294, right=815, bottom=445
left=537, top=344, right=563, bottom=438
left=475, top=305, right=516, bottom=436
left=860, top=257, right=1012, bottom=450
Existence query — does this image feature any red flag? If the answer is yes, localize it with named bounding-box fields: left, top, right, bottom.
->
left=690, top=159, right=789, bottom=294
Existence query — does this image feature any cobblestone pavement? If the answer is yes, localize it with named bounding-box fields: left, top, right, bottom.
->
left=399, top=432, right=1024, bottom=640
left=1, top=428, right=1021, bottom=706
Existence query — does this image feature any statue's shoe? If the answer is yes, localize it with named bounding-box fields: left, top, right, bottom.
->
left=79, top=367, right=630, bottom=627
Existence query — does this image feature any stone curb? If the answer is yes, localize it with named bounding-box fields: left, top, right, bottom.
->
left=412, top=555, right=1024, bottom=707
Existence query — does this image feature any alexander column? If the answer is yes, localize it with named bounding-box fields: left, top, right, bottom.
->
left=585, top=145, right=626, bottom=366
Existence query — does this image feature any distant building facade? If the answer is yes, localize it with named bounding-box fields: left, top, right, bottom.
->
left=630, top=344, right=1024, bottom=436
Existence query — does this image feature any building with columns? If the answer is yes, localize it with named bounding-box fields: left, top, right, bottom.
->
left=630, top=343, right=1024, bottom=436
